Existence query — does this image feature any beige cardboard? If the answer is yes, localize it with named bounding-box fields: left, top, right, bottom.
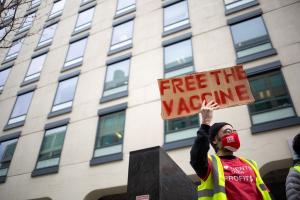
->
left=158, top=65, right=254, bottom=119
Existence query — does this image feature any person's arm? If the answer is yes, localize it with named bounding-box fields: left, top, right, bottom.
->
left=286, top=167, right=300, bottom=200
left=190, top=100, right=219, bottom=179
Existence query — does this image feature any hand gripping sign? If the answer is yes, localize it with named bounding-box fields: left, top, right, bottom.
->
left=158, top=65, right=254, bottom=120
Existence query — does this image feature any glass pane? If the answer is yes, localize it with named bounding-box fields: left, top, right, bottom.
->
left=236, top=43, right=272, bottom=58
left=97, top=111, right=125, bottom=148
left=225, top=0, right=237, bottom=4
left=50, top=0, right=65, bottom=15
left=26, top=54, right=46, bottom=77
left=2, top=6, right=15, bottom=19
left=39, top=24, right=57, bottom=43
left=165, top=127, right=198, bottom=143
left=11, top=92, right=33, bottom=118
left=164, top=1, right=188, bottom=27
left=226, top=0, right=255, bottom=9
left=166, top=114, right=199, bottom=133
left=0, top=139, right=17, bottom=162
left=0, top=68, right=11, bottom=86
left=20, top=13, right=36, bottom=30
left=164, top=39, right=193, bottom=70
left=111, top=21, right=133, bottom=45
left=252, top=107, right=295, bottom=124
left=117, top=0, right=135, bottom=10
left=249, top=71, right=292, bottom=114
left=94, top=144, right=122, bottom=157
left=66, top=38, right=87, bottom=62
left=105, top=59, right=129, bottom=90
left=7, top=39, right=23, bottom=56
left=39, top=126, right=66, bottom=160
left=54, top=77, right=78, bottom=105
left=31, top=0, right=41, bottom=7
left=231, top=17, right=267, bottom=45
left=75, top=7, right=94, bottom=29
left=36, top=157, right=59, bottom=169
left=0, top=28, right=5, bottom=39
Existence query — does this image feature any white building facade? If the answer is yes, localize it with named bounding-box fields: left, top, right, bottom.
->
left=0, top=0, right=300, bottom=199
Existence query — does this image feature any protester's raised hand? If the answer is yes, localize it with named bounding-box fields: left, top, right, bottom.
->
left=200, top=100, right=219, bottom=125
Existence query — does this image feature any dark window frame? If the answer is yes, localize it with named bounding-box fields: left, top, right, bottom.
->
left=246, top=61, right=300, bottom=133
left=62, top=33, right=89, bottom=71
left=4, top=85, right=37, bottom=131
left=162, top=32, right=199, bottom=150
left=48, top=70, right=80, bottom=119
left=100, top=53, right=131, bottom=103
left=114, top=0, right=136, bottom=19
left=90, top=103, right=127, bottom=166
left=228, top=9, right=277, bottom=64
left=73, top=2, right=96, bottom=35
left=162, top=32, right=195, bottom=78
left=3, top=37, right=25, bottom=62
left=162, top=0, right=191, bottom=37
left=21, top=48, right=49, bottom=87
left=0, top=63, right=13, bottom=94
left=31, top=118, right=69, bottom=177
left=224, top=0, right=259, bottom=15
left=17, top=10, right=37, bottom=34
left=163, top=114, right=199, bottom=150
left=48, top=0, right=65, bottom=20
left=36, top=20, right=59, bottom=50
left=0, top=131, right=21, bottom=183
left=108, top=15, right=135, bottom=55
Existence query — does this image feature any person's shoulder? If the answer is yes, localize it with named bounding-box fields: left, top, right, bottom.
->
left=237, top=156, right=258, bottom=168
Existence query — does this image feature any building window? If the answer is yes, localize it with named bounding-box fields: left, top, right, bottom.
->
left=164, top=39, right=194, bottom=78
left=230, top=15, right=275, bottom=62
left=0, top=138, right=18, bottom=179
left=35, top=125, right=67, bottom=170
left=110, top=20, right=134, bottom=52
left=165, top=115, right=199, bottom=143
left=102, top=59, right=130, bottom=100
left=30, top=0, right=41, bottom=8
left=74, top=7, right=95, bottom=33
left=5, top=38, right=24, bottom=61
left=224, top=0, right=258, bottom=14
left=0, top=68, right=11, bottom=92
left=2, top=6, right=15, bottom=20
left=49, top=0, right=65, bottom=19
left=248, top=70, right=295, bottom=125
left=0, top=28, right=6, bottom=39
left=163, top=35, right=198, bottom=147
left=24, top=53, right=47, bottom=83
left=18, top=12, right=36, bottom=33
left=7, top=91, right=34, bottom=125
left=37, top=23, right=57, bottom=47
left=64, top=37, right=88, bottom=69
left=163, top=0, right=189, bottom=34
left=51, top=76, right=78, bottom=113
left=116, top=0, right=136, bottom=16
left=81, top=0, right=92, bottom=4
left=94, top=110, right=125, bottom=158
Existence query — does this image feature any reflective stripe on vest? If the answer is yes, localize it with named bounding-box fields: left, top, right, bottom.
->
left=291, top=165, right=300, bottom=173
left=197, top=155, right=227, bottom=200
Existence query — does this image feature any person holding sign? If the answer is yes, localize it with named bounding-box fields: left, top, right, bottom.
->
left=190, top=100, right=272, bottom=200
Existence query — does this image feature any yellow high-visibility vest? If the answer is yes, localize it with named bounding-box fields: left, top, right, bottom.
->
left=291, top=165, right=300, bottom=173
left=197, top=155, right=272, bottom=200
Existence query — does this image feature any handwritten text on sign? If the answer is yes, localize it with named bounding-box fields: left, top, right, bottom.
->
left=158, top=65, right=254, bottom=119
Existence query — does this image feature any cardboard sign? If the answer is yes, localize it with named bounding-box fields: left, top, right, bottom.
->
left=158, top=65, right=254, bottom=119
